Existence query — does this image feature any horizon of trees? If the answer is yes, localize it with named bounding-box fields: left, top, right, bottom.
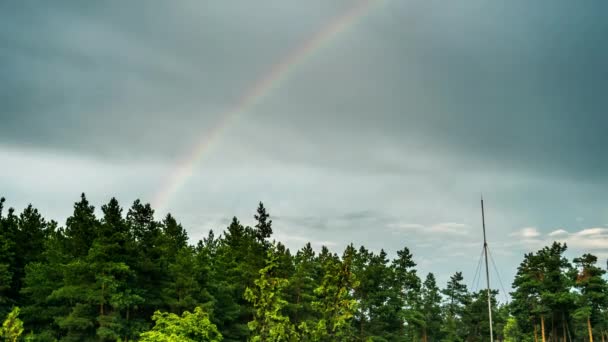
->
left=0, top=194, right=606, bottom=341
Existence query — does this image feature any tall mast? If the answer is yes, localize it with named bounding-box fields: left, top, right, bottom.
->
left=481, top=196, right=494, bottom=342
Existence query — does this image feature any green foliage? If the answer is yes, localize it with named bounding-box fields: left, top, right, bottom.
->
left=140, top=307, right=222, bottom=342
left=253, top=202, right=272, bottom=244
left=572, top=253, right=608, bottom=339
left=503, top=316, right=522, bottom=342
left=1, top=195, right=606, bottom=341
left=441, top=271, right=470, bottom=341
left=1, top=307, right=24, bottom=342
left=300, top=244, right=359, bottom=341
left=421, top=273, right=443, bottom=341
left=244, top=247, right=297, bottom=342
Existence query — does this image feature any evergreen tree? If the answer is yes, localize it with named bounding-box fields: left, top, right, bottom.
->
left=0, top=307, right=24, bottom=342
left=0, top=200, right=19, bottom=316
left=287, top=243, right=317, bottom=327
left=461, top=289, right=500, bottom=340
left=20, top=226, right=66, bottom=339
left=210, top=217, right=259, bottom=342
left=301, top=244, right=358, bottom=341
left=253, top=202, right=272, bottom=244
left=126, top=199, right=163, bottom=336
left=63, top=193, right=98, bottom=258
left=441, top=272, right=470, bottom=341
left=162, top=247, right=201, bottom=314
left=140, top=306, right=222, bottom=342
left=503, top=316, right=523, bottom=342
left=421, top=273, right=442, bottom=342
left=0, top=198, right=17, bottom=315
left=245, top=247, right=298, bottom=341
left=511, top=243, right=575, bottom=342
left=572, top=253, right=608, bottom=341
left=3, top=195, right=608, bottom=342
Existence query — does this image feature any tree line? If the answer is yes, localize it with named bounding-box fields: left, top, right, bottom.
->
left=0, top=195, right=606, bottom=341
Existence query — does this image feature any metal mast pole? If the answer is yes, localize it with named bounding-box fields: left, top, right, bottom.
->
left=481, top=196, right=494, bottom=342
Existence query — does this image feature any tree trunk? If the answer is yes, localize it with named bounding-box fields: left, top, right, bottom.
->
left=541, top=315, right=546, bottom=342
left=360, top=316, right=364, bottom=341
left=587, top=316, right=593, bottom=342
left=294, top=289, right=300, bottom=325
left=100, top=280, right=105, bottom=315
left=552, top=315, right=556, bottom=342
left=422, top=327, right=428, bottom=342
left=535, top=324, right=539, bottom=342
left=562, top=312, right=567, bottom=342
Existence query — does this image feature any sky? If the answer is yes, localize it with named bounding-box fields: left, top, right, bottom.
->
left=1, top=0, right=607, bottom=294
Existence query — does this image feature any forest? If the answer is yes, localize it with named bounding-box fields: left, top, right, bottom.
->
left=0, top=194, right=606, bottom=341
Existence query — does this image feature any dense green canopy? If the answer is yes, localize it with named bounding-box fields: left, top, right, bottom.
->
left=0, top=195, right=606, bottom=341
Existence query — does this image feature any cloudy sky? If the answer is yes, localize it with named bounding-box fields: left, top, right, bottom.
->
left=2, top=0, right=607, bottom=292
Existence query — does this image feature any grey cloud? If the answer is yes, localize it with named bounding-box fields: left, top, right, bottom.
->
left=2, top=0, right=608, bottom=293
left=1, top=1, right=607, bottom=183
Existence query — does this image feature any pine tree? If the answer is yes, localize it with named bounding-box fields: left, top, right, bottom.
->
left=441, top=272, right=470, bottom=342
left=391, top=247, right=424, bottom=340
left=511, top=243, right=575, bottom=342
left=162, top=247, right=201, bottom=314
left=0, top=198, right=17, bottom=316
left=301, top=244, right=358, bottom=341
left=0, top=307, right=24, bottom=342
left=14, top=205, right=49, bottom=299
left=287, top=243, right=318, bottom=328
left=126, top=199, right=163, bottom=336
left=503, top=316, right=523, bottom=342
left=63, top=193, right=98, bottom=258
left=140, top=306, right=223, bottom=342
left=210, top=217, right=259, bottom=342
left=20, top=224, right=65, bottom=338
left=421, top=273, right=442, bottom=342
left=461, top=289, right=500, bottom=340
left=245, top=247, right=298, bottom=341
left=573, top=253, right=608, bottom=341
left=253, top=202, right=272, bottom=244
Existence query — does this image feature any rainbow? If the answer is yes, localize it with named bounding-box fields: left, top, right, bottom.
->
left=153, top=0, right=383, bottom=211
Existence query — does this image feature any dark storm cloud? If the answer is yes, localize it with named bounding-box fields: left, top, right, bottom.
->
left=0, top=0, right=355, bottom=159
left=244, top=1, right=608, bottom=182
left=2, top=1, right=607, bottom=181
left=2, top=1, right=608, bottom=288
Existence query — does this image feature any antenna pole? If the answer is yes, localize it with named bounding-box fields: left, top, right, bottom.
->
left=481, top=196, right=494, bottom=342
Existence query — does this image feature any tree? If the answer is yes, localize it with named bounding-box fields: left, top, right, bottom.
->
left=421, top=273, right=442, bottom=342
left=162, top=247, right=202, bottom=314
left=0, top=199, right=18, bottom=315
left=20, top=226, right=66, bottom=338
left=210, top=217, right=259, bottom=342
left=352, top=247, right=399, bottom=341
left=245, top=247, right=298, bottom=341
left=63, top=193, right=98, bottom=258
left=13, top=205, right=49, bottom=301
left=441, top=272, right=470, bottom=341
left=461, top=289, right=500, bottom=340
left=503, top=316, right=523, bottom=342
left=573, top=253, right=608, bottom=342
left=511, top=243, right=576, bottom=342
left=0, top=307, right=24, bottom=342
left=140, top=307, right=222, bottom=342
left=389, top=246, right=424, bottom=341
left=511, top=251, right=545, bottom=342
left=300, top=244, right=358, bottom=341
left=253, top=202, right=273, bottom=244
left=6, top=196, right=608, bottom=342
left=287, top=243, right=317, bottom=327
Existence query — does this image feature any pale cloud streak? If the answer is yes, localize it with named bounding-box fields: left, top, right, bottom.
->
left=510, top=227, right=541, bottom=239
left=389, top=222, right=470, bottom=235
